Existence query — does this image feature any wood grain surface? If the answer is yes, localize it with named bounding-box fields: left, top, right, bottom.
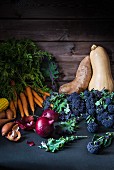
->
left=0, top=0, right=114, bottom=84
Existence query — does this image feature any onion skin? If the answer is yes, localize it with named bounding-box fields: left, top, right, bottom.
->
left=16, top=116, right=36, bottom=130
left=42, top=109, right=59, bottom=122
left=35, top=117, right=54, bottom=138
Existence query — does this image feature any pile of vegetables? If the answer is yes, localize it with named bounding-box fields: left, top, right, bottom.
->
left=59, top=44, right=114, bottom=93
left=0, top=42, right=114, bottom=154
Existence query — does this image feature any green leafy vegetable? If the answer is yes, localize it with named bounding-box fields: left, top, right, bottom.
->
left=48, top=92, right=70, bottom=114
left=0, top=39, right=59, bottom=99
left=39, top=135, right=88, bottom=153
left=55, top=117, right=78, bottom=134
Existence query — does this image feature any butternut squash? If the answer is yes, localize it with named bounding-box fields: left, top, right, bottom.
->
left=59, top=55, right=92, bottom=94
left=88, top=44, right=114, bottom=92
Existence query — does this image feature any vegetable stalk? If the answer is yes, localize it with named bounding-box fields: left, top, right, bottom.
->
left=39, top=135, right=88, bottom=152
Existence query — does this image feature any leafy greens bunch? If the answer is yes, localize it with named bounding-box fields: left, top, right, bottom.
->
left=0, top=39, right=59, bottom=100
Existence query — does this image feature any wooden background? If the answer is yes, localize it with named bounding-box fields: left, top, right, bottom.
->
left=0, top=0, right=114, bottom=85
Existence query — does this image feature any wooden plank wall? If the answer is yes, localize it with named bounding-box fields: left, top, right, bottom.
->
left=0, top=0, right=114, bottom=85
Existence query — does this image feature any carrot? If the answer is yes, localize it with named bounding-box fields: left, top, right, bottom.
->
left=26, top=86, right=35, bottom=113
left=50, top=104, right=53, bottom=108
left=32, top=89, right=44, bottom=104
left=43, top=94, right=47, bottom=100
left=10, top=100, right=17, bottom=118
left=17, top=98, right=25, bottom=118
left=14, top=90, right=18, bottom=109
left=38, top=88, right=50, bottom=97
left=20, top=92, right=29, bottom=116
left=34, top=97, right=43, bottom=108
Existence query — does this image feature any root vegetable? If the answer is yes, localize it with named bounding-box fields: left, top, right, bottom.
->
left=0, top=111, right=6, bottom=119
left=26, top=86, right=35, bottom=113
left=1, top=122, right=16, bottom=136
left=17, top=98, right=25, bottom=118
left=20, top=92, right=29, bottom=116
left=0, top=118, right=14, bottom=128
left=59, top=55, right=92, bottom=94
left=14, top=91, right=18, bottom=109
left=6, top=109, right=14, bottom=119
left=38, top=88, right=50, bottom=97
left=32, top=90, right=44, bottom=104
left=10, top=100, right=17, bottom=118
left=34, top=97, right=43, bottom=108
left=35, top=117, right=54, bottom=138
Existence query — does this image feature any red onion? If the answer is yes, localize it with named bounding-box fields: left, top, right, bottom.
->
left=41, top=109, right=59, bottom=122
left=16, top=116, right=36, bottom=130
left=35, top=117, right=54, bottom=138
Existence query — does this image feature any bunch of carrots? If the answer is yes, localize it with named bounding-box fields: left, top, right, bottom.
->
left=9, top=86, right=50, bottom=118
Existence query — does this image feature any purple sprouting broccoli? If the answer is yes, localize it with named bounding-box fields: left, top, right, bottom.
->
left=105, top=98, right=112, bottom=105
left=86, top=115, right=98, bottom=133
left=108, top=105, right=114, bottom=114
left=101, top=115, right=114, bottom=128
left=87, top=122, right=98, bottom=133
left=96, top=112, right=108, bottom=122
left=87, top=142, right=101, bottom=154
left=87, top=132, right=114, bottom=154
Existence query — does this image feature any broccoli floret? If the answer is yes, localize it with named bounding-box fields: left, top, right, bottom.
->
left=93, top=90, right=102, bottom=99
left=67, top=92, right=80, bottom=102
left=83, top=89, right=90, bottom=98
left=105, top=98, right=112, bottom=105
left=86, top=102, right=91, bottom=109
left=101, top=115, right=114, bottom=128
left=108, top=105, right=114, bottom=114
left=71, top=100, right=81, bottom=109
left=96, top=112, right=108, bottom=122
left=87, top=122, right=98, bottom=133
left=72, top=109, right=80, bottom=116
left=88, top=108, right=96, bottom=115
left=96, top=107, right=104, bottom=115
left=87, top=142, right=101, bottom=154
left=59, top=111, right=71, bottom=121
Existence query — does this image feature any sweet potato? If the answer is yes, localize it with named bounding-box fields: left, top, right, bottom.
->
left=6, top=109, right=14, bottom=119
left=0, top=118, right=14, bottom=128
left=0, top=111, right=6, bottom=119
left=59, top=55, right=92, bottom=94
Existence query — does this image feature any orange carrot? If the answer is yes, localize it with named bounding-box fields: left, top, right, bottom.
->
left=20, top=92, right=29, bottom=116
left=10, top=100, right=17, bottom=118
left=14, top=90, right=18, bottom=109
left=34, top=97, right=43, bottom=108
left=32, top=90, right=44, bottom=104
left=17, top=98, right=25, bottom=118
left=43, top=94, right=47, bottom=100
left=50, top=104, right=54, bottom=108
left=38, top=88, right=50, bottom=97
left=26, top=86, right=35, bottom=113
